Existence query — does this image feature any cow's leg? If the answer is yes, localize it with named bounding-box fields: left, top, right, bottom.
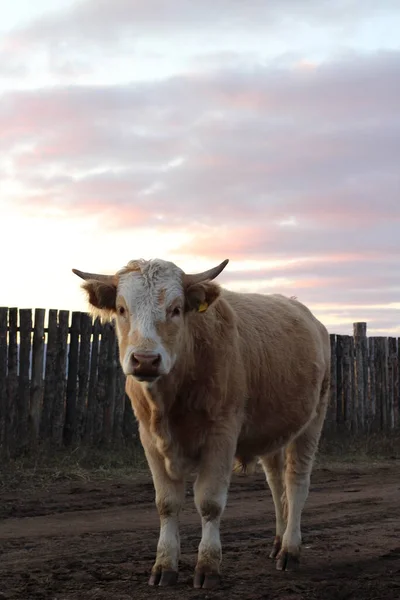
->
left=277, top=387, right=328, bottom=571
left=143, top=444, right=185, bottom=586
left=192, top=436, right=236, bottom=589
left=259, top=449, right=286, bottom=559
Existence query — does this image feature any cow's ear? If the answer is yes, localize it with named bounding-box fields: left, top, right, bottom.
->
left=80, top=280, right=117, bottom=319
left=185, top=282, right=221, bottom=313
left=73, top=269, right=117, bottom=319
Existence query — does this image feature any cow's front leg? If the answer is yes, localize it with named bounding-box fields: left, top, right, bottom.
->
left=193, top=436, right=235, bottom=589
left=144, top=444, right=185, bottom=586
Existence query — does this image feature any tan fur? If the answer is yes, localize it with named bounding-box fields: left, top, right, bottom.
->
left=76, top=260, right=330, bottom=585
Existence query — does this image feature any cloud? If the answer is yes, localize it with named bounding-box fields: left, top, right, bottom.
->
left=5, top=0, right=397, bottom=48
left=2, top=0, right=399, bottom=83
left=2, top=52, right=399, bottom=232
left=1, top=2, right=399, bottom=333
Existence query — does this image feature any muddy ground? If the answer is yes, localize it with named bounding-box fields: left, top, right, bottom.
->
left=0, top=460, right=399, bottom=600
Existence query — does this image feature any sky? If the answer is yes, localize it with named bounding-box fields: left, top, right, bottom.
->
left=1, top=0, right=399, bottom=335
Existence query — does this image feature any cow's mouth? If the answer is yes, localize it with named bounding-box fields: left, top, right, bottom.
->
left=134, top=374, right=160, bottom=384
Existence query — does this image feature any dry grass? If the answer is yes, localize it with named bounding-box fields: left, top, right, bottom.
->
left=318, top=430, right=400, bottom=462
left=1, top=432, right=399, bottom=492
left=0, top=442, right=148, bottom=493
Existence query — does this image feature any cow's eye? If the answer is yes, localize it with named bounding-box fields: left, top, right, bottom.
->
left=117, top=306, right=125, bottom=316
left=171, top=306, right=181, bottom=318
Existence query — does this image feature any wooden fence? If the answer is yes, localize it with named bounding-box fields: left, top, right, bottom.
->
left=0, top=308, right=399, bottom=456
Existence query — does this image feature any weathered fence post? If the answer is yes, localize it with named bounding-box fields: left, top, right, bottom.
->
left=52, top=310, right=69, bottom=446
left=85, top=317, right=101, bottom=443
left=325, top=334, right=337, bottom=434
left=64, top=312, right=81, bottom=446
left=30, top=308, right=45, bottom=445
left=18, top=309, right=32, bottom=451
left=103, top=325, right=117, bottom=444
left=342, top=336, right=353, bottom=431
left=0, top=308, right=7, bottom=450
left=93, top=322, right=109, bottom=444
left=336, top=335, right=344, bottom=427
left=368, top=337, right=376, bottom=432
left=388, top=337, right=397, bottom=430
left=374, top=338, right=389, bottom=431
left=353, top=322, right=368, bottom=434
left=75, top=313, right=92, bottom=444
left=40, top=309, right=58, bottom=441
left=6, top=308, right=18, bottom=455
left=397, top=337, right=400, bottom=428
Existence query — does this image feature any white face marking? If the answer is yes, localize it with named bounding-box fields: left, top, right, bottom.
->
left=115, top=259, right=184, bottom=378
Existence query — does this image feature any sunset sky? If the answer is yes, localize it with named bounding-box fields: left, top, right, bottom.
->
left=1, top=0, right=399, bottom=335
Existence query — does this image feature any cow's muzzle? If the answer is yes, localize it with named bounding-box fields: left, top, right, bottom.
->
left=131, top=352, right=161, bottom=382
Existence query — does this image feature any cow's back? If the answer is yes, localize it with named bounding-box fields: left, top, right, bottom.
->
left=220, top=290, right=330, bottom=460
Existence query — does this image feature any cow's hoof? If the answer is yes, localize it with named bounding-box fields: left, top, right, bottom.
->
left=148, top=568, right=178, bottom=586
left=193, top=569, right=221, bottom=589
left=276, top=549, right=300, bottom=572
left=269, top=535, right=282, bottom=559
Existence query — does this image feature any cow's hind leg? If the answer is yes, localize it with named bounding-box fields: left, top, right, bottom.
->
left=277, top=390, right=328, bottom=571
left=259, top=449, right=286, bottom=559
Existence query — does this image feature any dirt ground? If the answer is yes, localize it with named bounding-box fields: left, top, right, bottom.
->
left=0, top=460, right=399, bottom=600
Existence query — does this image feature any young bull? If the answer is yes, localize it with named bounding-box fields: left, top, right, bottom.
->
left=73, top=258, right=330, bottom=589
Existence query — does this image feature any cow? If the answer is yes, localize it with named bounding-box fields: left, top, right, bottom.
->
left=72, top=257, right=330, bottom=590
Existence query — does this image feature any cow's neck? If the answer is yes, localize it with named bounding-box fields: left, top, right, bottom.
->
left=140, top=346, right=203, bottom=478
left=140, top=372, right=185, bottom=479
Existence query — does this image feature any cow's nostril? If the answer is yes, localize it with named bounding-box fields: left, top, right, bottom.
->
left=152, top=354, right=161, bottom=367
left=131, top=355, right=140, bottom=367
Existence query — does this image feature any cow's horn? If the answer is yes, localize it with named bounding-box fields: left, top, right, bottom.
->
left=72, top=269, right=116, bottom=284
left=183, top=259, right=229, bottom=286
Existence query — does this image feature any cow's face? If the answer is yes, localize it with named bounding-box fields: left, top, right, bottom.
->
left=73, top=258, right=228, bottom=385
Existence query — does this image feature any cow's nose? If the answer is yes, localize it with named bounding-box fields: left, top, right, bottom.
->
left=131, top=352, right=161, bottom=380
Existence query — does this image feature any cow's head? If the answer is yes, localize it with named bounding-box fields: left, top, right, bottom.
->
left=72, top=258, right=229, bottom=384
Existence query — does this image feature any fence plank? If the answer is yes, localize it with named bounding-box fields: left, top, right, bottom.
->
left=85, top=317, right=101, bottom=442
left=325, top=334, right=337, bottom=434
left=74, top=313, right=92, bottom=444
left=381, top=338, right=389, bottom=431
left=368, top=337, right=376, bottom=432
left=361, top=327, right=369, bottom=431
left=353, top=322, right=367, bottom=433
left=94, top=323, right=110, bottom=444
left=374, top=338, right=388, bottom=431
left=373, top=338, right=382, bottom=431
left=397, top=338, right=400, bottom=428
left=388, top=337, right=397, bottom=430
left=40, top=309, right=58, bottom=441
left=18, top=309, right=32, bottom=451
left=102, top=325, right=117, bottom=444
left=0, top=308, right=7, bottom=449
left=341, top=336, right=353, bottom=431
left=336, top=335, right=344, bottom=426
left=6, top=308, right=18, bottom=456
left=52, top=310, right=69, bottom=446
left=64, top=312, right=81, bottom=446
left=30, top=308, right=45, bottom=445
left=350, top=336, right=356, bottom=432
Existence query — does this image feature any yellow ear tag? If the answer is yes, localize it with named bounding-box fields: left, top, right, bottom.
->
left=198, top=302, right=208, bottom=313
